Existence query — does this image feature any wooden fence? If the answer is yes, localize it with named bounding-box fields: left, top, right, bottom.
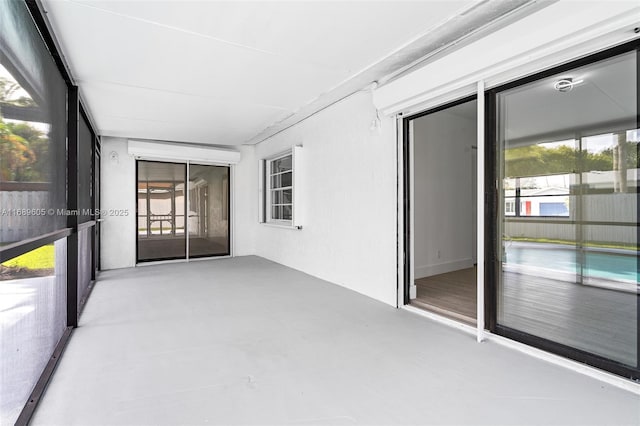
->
left=1, top=183, right=50, bottom=244
left=505, top=193, right=637, bottom=246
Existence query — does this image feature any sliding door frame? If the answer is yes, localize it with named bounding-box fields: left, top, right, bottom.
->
left=135, top=159, right=232, bottom=264
left=135, top=160, right=187, bottom=263
left=401, top=94, right=478, bottom=306
left=399, top=39, right=639, bottom=381
left=486, top=39, right=640, bottom=381
left=188, top=162, right=232, bottom=260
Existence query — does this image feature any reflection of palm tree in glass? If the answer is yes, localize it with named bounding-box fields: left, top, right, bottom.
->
left=612, top=133, right=627, bottom=193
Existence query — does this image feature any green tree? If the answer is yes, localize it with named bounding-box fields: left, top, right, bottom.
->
left=0, top=76, right=36, bottom=107
left=505, top=141, right=637, bottom=178
left=504, top=145, right=531, bottom=177
left=0, top=117, right=36, bottom=181
left=7, top=121, right=48, bottom=181
left=600, top=141, right=638, bottom=170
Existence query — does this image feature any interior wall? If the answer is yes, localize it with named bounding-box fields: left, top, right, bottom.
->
left=412, top=108, right=476, bottom=279
left=246, top=91, right=398, bottom=306
left=100, top=137, right=137, bottom=269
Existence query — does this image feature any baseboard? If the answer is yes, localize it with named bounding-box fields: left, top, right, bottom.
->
left=415, top=258, right=474, bottom=279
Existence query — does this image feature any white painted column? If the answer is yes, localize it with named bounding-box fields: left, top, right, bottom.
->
left=408, top=120, right=416, bottom=300
left=476, top=80, right=485, bottom=343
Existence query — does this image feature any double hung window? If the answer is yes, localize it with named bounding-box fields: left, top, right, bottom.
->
left=266, top=153, right=293, bottom=223
left=261, top=147, right=304, bottom=228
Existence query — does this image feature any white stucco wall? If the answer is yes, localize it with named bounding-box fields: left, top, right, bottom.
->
left=412, top=109, right=476, bottom=279
left=100, top=137, right=137, bottom=269
left=242, top=92, right=398, bottom=306
left=232, top=145, right=258, bottom=257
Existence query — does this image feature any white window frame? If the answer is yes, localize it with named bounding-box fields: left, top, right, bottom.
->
left=259, top=146, right=304, bottom=229
left=505, top=199, right=515, bottom=215
left=265, top=151, right=293, bottom=225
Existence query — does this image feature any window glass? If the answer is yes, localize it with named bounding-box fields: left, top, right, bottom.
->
left=0, top=239, right=67, bottom=424
left=137, top=161, right=186, bottom=261
left=78, top=114, right=93, bottom=224
left=188, top=164, right=230, bottom=258
left=0, top=2, right=70, bottom=423
left=271, top=189, right=292, bottom=205
left=0, top=1, right=67, bottom=245
left=271, top=155, right=292, bottom=174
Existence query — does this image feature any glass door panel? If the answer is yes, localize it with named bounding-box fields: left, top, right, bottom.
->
left=188, top=164, right=230, bottom=257
left=495, top=51, right=638, bottom=371
left=137, top=161, right=186, bottom=261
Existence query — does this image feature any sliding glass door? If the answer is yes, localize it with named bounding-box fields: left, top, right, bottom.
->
left=137, top=161, right=187, bottom=261
left=188, top=164, right=230, bottom=258
left=493, top=47, right=638, bottom=378
left=137, top=161, right=230, bottom=262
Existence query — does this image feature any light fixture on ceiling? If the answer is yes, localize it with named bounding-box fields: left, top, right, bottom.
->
left=553, top=77, right=584, bottom=92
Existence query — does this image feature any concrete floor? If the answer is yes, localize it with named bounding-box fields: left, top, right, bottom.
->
left=32, top=256, right=640, bottom=425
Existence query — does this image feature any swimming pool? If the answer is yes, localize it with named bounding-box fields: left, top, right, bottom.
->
left=504, top=243, right=638, bottom=283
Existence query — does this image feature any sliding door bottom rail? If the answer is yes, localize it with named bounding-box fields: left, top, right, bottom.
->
left=495, top=325, right=640, bottom=381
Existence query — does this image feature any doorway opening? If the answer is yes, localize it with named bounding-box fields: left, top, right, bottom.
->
left=405, top=97, right=478, bottom=325
left=136, top=160, right=230, bottom=263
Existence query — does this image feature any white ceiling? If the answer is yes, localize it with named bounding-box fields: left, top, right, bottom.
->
left=41, top=0, right=481, bottom=146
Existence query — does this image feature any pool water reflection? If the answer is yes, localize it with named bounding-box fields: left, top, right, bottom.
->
left=505, top=242, right=638, bottom=284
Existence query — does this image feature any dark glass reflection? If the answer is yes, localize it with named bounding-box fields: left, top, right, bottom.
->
left=137, top=161, right=187, bottom=261
left=188, top=164, right=230, bottom=257
left=497, top=51, right=638, bottom=368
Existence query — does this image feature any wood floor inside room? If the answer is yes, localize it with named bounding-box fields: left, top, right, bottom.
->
left=412, top=267, right=477, bottom=325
